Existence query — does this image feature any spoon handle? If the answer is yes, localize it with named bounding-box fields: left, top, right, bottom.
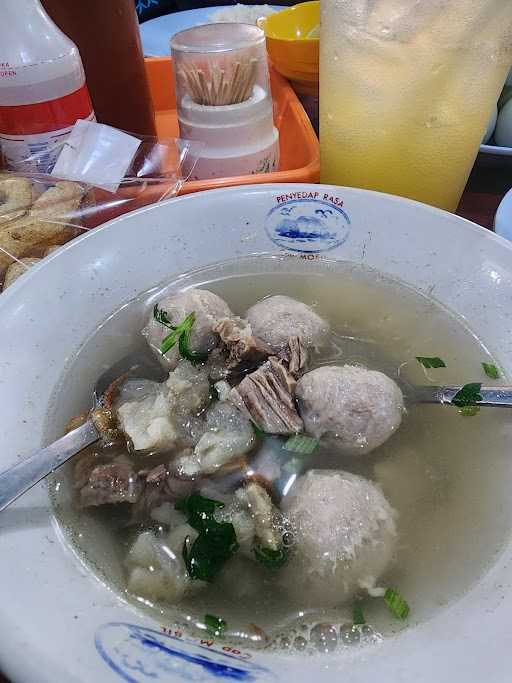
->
left=414, top=386, right=512, bottom=407
left=0, top=420, right=98, bottom=512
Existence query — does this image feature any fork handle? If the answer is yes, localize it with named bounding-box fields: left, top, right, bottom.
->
left=415, top=385, right=512, bottom=407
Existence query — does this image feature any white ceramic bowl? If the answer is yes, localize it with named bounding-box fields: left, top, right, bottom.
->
left=2, top=184, right=512, bottom=683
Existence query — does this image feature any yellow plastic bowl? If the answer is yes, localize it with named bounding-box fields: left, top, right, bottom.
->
left=258, top=1, right=319, bottom=94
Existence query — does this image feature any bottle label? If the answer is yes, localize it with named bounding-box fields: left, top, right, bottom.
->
left=0, top=112, right=95, bottom=172
left=0, top=83, right=94, bottom=172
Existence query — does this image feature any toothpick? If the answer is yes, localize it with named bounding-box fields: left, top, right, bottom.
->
left=179, top=58, right=258, bottom=106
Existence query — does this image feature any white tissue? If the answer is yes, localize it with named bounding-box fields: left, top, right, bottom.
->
left=51, top=119, right=141, bottom=192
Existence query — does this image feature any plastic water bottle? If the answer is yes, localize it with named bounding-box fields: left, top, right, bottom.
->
left=0, top=0, right=94, bottom=172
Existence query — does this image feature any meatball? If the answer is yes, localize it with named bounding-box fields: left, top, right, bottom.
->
left=246, top=295, right=329, bottom=352
left=296, top=365, right=404, bottom=454
left=280, top=470, right=397, bottom=607
left=143, top=288, right=234, bottom=369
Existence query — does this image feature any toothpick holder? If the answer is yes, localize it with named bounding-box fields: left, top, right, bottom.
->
left=171, top=23, right=279, bottom=180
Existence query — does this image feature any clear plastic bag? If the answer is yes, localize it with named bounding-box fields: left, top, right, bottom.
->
left=0, top=121, right=200, bottom=290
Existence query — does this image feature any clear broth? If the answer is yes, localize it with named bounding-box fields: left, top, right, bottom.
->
left=48, top=261, right=512, bottom=653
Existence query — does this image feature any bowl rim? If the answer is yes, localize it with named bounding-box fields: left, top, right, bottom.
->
left=5, top=181, right=511, bottom=304
left=258, top=0, right=319, bottom=42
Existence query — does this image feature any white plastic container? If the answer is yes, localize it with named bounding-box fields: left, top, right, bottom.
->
left=0, top=0, right=94, bottom=172
left=171, top=23, right=279, bottom=180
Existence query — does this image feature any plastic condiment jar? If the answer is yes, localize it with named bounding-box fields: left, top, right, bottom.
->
left=171, top=23, right=279, bottom=180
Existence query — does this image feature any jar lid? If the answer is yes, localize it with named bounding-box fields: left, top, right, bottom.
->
left=171, top=23, right=265, bottom=54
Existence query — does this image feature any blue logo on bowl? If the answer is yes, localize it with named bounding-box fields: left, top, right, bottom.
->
left=265, top=198, right=351, bottom=253
left=96, top=622, right=273, bottom=682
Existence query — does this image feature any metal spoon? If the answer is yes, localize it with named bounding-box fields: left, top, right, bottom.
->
left=0, top=351, right=166, bottom=512
left=0, top=361, right=510, bottom=512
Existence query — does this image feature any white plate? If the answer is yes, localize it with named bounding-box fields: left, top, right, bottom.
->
left=2, top=184, right=512, bottom=683
left=140, top=6, right=283, bottom=56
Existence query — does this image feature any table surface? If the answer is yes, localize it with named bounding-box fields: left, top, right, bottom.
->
left=457, top=160, right=510, bottom=229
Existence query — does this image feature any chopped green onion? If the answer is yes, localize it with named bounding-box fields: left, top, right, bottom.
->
left=177, top=495, right=239, bottom=582
left=251, top=421, right=266, bottom=439
left=153, top=307, right=208, bottom=363
left=452, top=382, right=482, bottom=408
left=204, top=614, right=227, bottom=637
left=253, top=545, right=288, bottom=570
left=283, top=434, right=319, bottom=455
left=352, top=601, right=366, bottom=625
left=153, top=303, right=175, bottom=329
left=416, top=356, right=446, bottom=369
left=459, top=405, right=480, bottom=417
left=178, top=317, right=209, bottom=364
left=281, top=456, right=303, bottom=475
left=160, top=326, right=183, bottom=355
left=482, top=362, right=500, bottom=380
left=175, top=494, right=224, bottom=531
left=182, top=527, right=238, bottom=583
left=384, top=588, right=410, bottom=620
